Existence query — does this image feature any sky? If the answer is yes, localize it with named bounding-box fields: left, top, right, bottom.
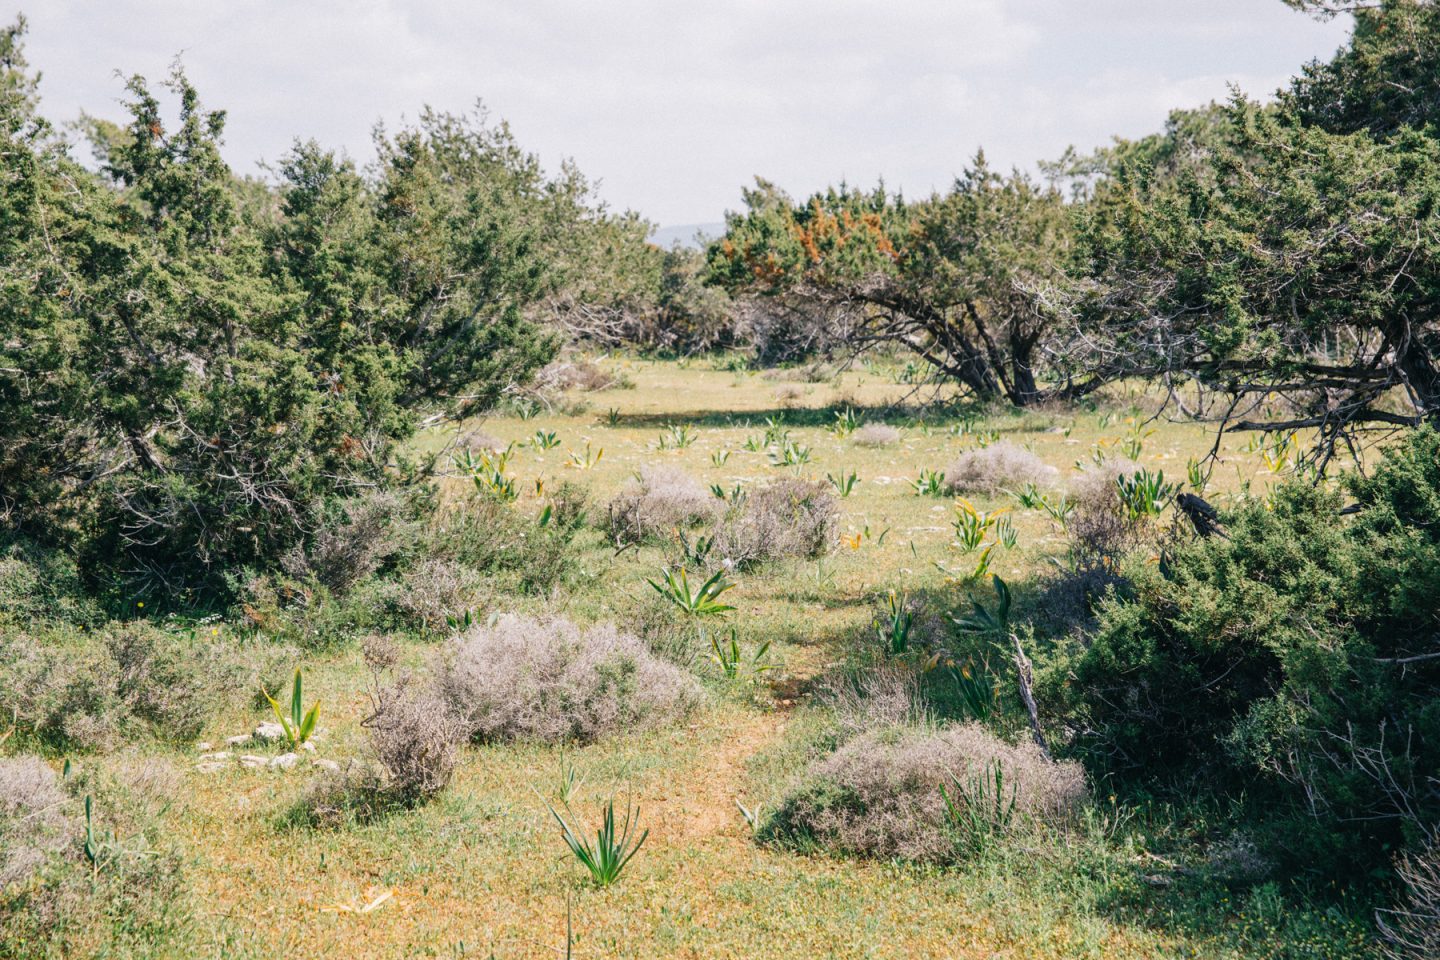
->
left=23, top=2, right=1353, bottom=228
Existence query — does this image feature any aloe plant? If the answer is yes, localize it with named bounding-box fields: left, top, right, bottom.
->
left=711, top=449, right=731, bottom=467
left=544, top=796, right=648, bottom=887
left=530, top=429, right=561, bottom=450
left=568, top=442, right=603, bottom=470
left=262, top=667, right=321, bottom=749
left=768, top=437, right=811, bottom=467
left=953, top=574, right=1012, bottom=637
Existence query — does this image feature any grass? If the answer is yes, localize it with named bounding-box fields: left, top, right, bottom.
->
left=5, top=356, right=1382, bottom=959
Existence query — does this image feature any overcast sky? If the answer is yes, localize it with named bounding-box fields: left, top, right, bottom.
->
left=23, top=2, right=1352, bottom=227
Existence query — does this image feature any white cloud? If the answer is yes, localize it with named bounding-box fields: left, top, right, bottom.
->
left=22, top=1, right=1350, bottom=224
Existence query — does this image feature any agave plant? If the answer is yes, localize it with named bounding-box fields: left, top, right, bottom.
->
left=953, top=574, right=1012, bottom=637
left=910, top=469, right=946, bottom=497
left=709, top=627, right=773, bottom=680
left=1115, top=468, right=1177, bottom=521
left=648, top=567, right=736, bottom=618
left=262, top=667, right=321, bottom=749
left=875, top=590, right=915, bottom=656
left=544, top=796, right=648, bottom=888
left=530, top=429, right=561, bottom=450
left=951, top=498, right=1008, bottom=550
left=827, top=470, right=859, bottom=498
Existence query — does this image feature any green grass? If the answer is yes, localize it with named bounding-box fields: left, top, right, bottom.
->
left=3, top=357, right=1383, bottom=959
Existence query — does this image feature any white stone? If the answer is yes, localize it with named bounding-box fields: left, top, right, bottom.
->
left=198, top=751, right=232, bottom=762
left=238, top=754, right=268, bottom=768
left=300, top=741, right=316, bottom=752
left=254, top=721, right=286, bottom=741
left=196, top=741, right=213, bottom=752
left=311, top=758, right=341, bottom=773
left=194, top=761, right=228, bottom=774
left=225, top=733, right=251, bottom=746
left=269, top=752, right=299, bottom=770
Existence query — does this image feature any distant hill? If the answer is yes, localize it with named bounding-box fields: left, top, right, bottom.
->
left=649, top=222, right=725, bottom=249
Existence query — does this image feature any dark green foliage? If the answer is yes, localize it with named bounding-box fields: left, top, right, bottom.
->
left=0, top=20, right=655, bottom=604
left=1047, top=428, right=1440, bottom=871
left=708, top=158, right=1075, bottom=401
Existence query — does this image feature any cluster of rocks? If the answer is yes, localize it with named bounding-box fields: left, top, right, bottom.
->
left=193, top=721, right=339, bottom=774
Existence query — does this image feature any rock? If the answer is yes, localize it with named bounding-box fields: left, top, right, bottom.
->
left=311, top=758, right=341, bottom=773
left=254, top=721, right=286, bottom=741
left=195, top=761, right=228, bottom=774
left=300, top=741, right=316, bottom=752
left=198, top=751, right=232, bottom=762
left=225, top=734, right=251, bottom=747
left=238, top=755, right=268, bottom=769
left=196, top=741, right=213, bottom=752
left=269, top=752, right=299, bottom=770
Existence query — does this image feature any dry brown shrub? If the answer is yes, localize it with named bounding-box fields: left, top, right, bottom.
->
left=384, top=558, right=485, bottom=634
left=433, top=614, right=700, bottom=744
left=282, top=490, right=418, bottom=594
left=0, top=756, right=72, bottom=891
left=534, top=359, right=617, bottom=392
left=712, top=479, right=838, bottom=568
left=1066, top=458, right=1149, bottom=565
left=606, top=465, right=720, bottom=545
left=851, top=423, right=901, bottom=447
left=1382, top=840, right=1440, bottom=960
left=771, top=723, right=1087, bottom=863
left=820, top=663, right=929, bottom=740
left=365, top=678, right=465, bottom=804
left=944, top=441, right=1059, bottom=497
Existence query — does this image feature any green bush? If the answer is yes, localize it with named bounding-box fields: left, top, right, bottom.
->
left=1046, top=427, right=1440, bottom=872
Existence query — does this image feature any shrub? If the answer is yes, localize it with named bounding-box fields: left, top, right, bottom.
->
left=944, top=441, right=1058, bottom=497
left=0, top=756, right=72, bottom=891
left=821, top=663, right=929, bottom=740
left=0, top=623, right=287, bottom=751
left=1045, top=428, right=1440, bottom=874
left=433, top=614, right=699, bottom=744
left=606, top=466, right=719, bottom=545
left=0, top=536, right=102, bottom=628
left=1381, top=840, right=1440, bottom=960
left=382, top=558, right=486, bottom=635
left=1064, top=458, right=1150, bottom=566
left=364, top=678, right=465, bottom=804
left=712, top=479, right=838, bottom=568
left=281, top=490, right=421, bottom=595
left=767, top=723, right=1087, bottom=863
left=0, top=753, right=186, bottom=957
left=1, top=624, right=211, bottom=750
left=533, top=359, right=618, bottom=392
left=851, top=423, right=901, bottom=447
left=427, top=484, right=588, bottom=595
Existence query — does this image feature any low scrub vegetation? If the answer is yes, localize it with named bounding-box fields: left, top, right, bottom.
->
left=943, top=441, right=1059, bottom=497
left=711, top=478, right=838, bottom=568
left=433, top=615, right=700, bottom=743
left=767, top=723, right=1087, bottom=863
